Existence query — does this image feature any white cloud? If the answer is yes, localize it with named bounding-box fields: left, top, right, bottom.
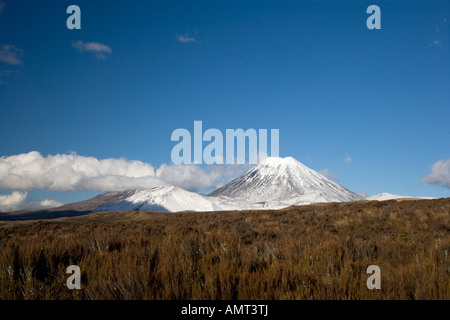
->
left=429, top=40, right=442, bottom=47
left=319, top=168, right=337, bottom=182
left=0, top=151, right=161, bottom=191
left=343, top=154, right=352, bottom=163
left=204, top=164, right=250, bottom=189
left=0, top=44, right=23, bottom=66
left=38, top=198, right=63, bottom=208
left=0, top=191, right=26, bottom=212
left=72, top=41, right=112, bottom=59
left=156, top=163, right=246, bottom=191
left=157, top=164, right=217, bottom=191
left=0, top=191, right=63, bottom=212
left=0, top=151, right=248, bottom=193
left=177, top=34, right=196, bottom=43
left=421, top=159, right=450, bottom=189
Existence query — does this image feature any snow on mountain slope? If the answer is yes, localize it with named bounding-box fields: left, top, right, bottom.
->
left=93, top=186, right=240, bottom=213
left=366, top=193, right=437, bottom=201
left=209, top=157, right=363, bottom=205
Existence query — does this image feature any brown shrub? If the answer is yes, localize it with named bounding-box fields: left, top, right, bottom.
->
left=0, top=198, right=448, bottom=300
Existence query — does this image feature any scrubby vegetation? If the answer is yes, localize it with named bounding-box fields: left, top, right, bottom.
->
left=0, top=199, right=449, bottom=300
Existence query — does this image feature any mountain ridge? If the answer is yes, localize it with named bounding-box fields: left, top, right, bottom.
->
left=93, top=157, right=363, bottom=213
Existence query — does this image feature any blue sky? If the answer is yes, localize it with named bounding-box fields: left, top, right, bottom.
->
left=0, top=0, right=449, bottom=210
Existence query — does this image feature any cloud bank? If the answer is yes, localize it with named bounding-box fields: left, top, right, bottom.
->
left=72, top=41, right=112, bottom=59
left=0, top=191, right=63, bottom=212
left=421, top=159, right=450, bottom=189
left=0, top=151, right=247, bottom=193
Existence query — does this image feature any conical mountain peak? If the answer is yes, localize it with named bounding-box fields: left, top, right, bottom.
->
left=209, top=156, right=363, bottom=204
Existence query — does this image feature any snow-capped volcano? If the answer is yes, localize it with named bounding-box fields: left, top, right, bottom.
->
left=93, top=157, right=363, bottom=213
left=209, top=157, right=363, bottom=205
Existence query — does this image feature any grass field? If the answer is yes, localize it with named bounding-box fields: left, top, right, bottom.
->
left=0, top=199, right=449, bottom=300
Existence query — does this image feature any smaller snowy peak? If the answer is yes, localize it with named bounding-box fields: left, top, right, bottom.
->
left=366, top=193, right=408, bottom=201
left=93, top=186, right=241, bottom=213
left=366, top=193, right=436, bottom=201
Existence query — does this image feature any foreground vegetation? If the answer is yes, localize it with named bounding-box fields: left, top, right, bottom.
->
left=0, top=199, right=449, bottom=300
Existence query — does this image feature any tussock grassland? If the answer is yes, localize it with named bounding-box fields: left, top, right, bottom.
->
left=0, top=199, right=449, bottom=300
